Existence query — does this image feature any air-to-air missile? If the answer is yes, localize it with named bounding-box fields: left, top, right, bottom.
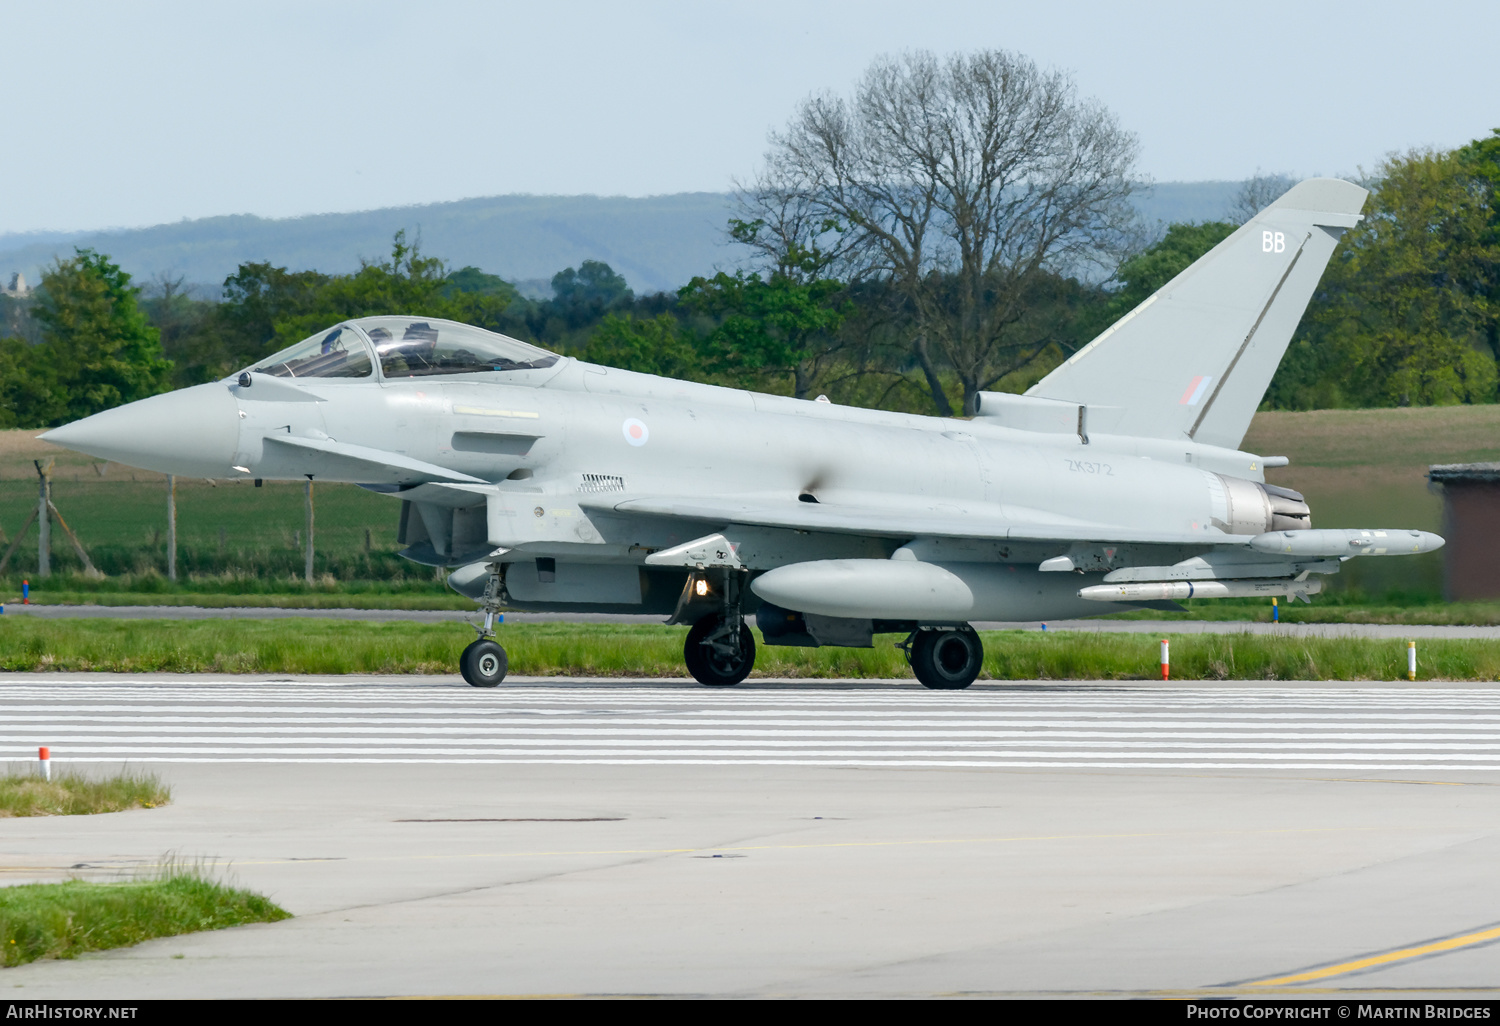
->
left=41, top=179, right=1442, bottom=690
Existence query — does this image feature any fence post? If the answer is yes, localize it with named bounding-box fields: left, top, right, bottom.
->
left=35, top=459, right=51, bottom=578
left=166, top=474, right=177, bottom=582
left=304, top=478, right=315, bottom=585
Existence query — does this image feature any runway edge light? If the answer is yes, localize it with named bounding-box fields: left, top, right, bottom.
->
left=38, top=746, right=50, bottom=782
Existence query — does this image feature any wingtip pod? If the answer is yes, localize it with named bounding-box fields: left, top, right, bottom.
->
left=1247, top=529, right=1444, bottom=558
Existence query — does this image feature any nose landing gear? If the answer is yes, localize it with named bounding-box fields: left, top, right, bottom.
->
left=674, top=568, right=756, bottom=687
left=460, top=564, right=509, bottom=688
left=685, top=614, right=756, bottom=687
left=905, top=626, right=984, bottom=690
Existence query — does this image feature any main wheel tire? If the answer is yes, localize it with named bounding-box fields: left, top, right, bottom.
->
left=910, top=628, right=983, bottom=690
left=460, top=639, right=508, bottom=688
left=684, top=615, right=756, bottom=687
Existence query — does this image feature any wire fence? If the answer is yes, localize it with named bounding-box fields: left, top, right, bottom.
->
left=0, top=458, right=430, bottom=587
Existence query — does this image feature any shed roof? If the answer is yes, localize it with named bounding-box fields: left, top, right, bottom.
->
left=1429, top=462, right=1500, bottom=483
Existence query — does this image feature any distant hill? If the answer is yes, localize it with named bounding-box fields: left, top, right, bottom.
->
left=0, top=182, right=1242, bottom=296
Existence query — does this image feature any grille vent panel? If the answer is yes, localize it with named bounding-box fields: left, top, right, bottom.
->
left=580, top=473, right=626, bottom=493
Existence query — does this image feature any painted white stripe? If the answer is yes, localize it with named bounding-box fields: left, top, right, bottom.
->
left=23, top=753, right=1500, bottom=768
left=8, top=726, right=1500, bottom=741
left=12, top=743, right=1500, bottom=761
left=9, top=683, right=1500, bottom=772
left=12, top=706, right=1500, bottom=724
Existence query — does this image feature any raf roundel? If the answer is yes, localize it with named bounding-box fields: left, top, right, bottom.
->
left=622, top=418, right=649, bottom=447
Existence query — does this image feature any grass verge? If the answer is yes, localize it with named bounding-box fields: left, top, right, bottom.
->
left=0, top=619, right=1495, bottom=680
left=15, top=590, right=472, bottom=611
left=0, top=769, right=171, bottom=817
left=1103, top=598, right=1500, bottom=626
left=1, top=868, right=290, bottom=967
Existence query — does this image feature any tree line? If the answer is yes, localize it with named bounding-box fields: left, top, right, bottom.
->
left=1, top=50, right=1496, bottom=429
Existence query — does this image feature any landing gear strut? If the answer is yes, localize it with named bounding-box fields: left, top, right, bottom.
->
left=461, top=564, right=509, bottom=688
left=905, top=626, right=983, bottom=690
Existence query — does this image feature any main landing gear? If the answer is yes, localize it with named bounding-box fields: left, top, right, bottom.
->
left=904, top=626, right=984, bottom=690
left=461, top=565, right=509, bottom=688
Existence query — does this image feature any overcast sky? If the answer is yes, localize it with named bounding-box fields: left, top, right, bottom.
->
left=1, top=0, right=1495, bottom=235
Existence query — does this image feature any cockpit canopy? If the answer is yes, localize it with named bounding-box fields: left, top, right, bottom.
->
left=243, top=316, right=560, bottom=381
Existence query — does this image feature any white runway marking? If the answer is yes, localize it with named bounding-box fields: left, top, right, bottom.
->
left=6, top=679, right=1500, bottom=770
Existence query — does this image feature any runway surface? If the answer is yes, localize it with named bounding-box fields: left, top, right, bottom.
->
left=5, top=602, right=1496, bottom=638
left=5, top=675, right=1500, bottom=998
left=7, top=676, right=1500, bottom=771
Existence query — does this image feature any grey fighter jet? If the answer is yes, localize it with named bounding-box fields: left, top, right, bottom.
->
left=42, top=179, right=1442, bottom=689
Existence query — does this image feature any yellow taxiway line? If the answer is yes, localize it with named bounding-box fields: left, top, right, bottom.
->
left=1248, top=923, right=1500, bottom=987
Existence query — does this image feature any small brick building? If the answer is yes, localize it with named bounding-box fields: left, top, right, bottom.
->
left=1428, top=463, right=1500, bottom=600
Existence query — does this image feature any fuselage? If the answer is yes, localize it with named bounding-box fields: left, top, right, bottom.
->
left=247, top=359, right=1271, bottom=538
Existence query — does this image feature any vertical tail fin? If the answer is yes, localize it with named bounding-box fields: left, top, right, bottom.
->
left=1027, top=178, right=1367, bottom=450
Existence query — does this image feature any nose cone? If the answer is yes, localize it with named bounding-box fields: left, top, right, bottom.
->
left=41, top=383, right=240, bottom=478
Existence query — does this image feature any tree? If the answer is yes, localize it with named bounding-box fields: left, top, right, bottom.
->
left=1270, top=148, right=1498, bottom=409
left=678, top=222, right=851, bottom=398
left=583, top=312, right=702, bottom=379
left=1228, top=171, right=1294, bottom=225
left=444, top=266, right=522, bottom=301
left=744, top=49, right=1140, bottom=415
left=216, top=262, right=333, bottom=368
left=1453, top=129, right=1500, bottom=361
left=140, top=274, right=219, bottom=387
left=0, top=335, right=51, bottom=428
left=546, top=260, right=634, bottom=334
left=551, top=260, right=632, bottom=309
left=215, top=232, right=516, bottom=367
left=30, top=249, right=172, bottom=424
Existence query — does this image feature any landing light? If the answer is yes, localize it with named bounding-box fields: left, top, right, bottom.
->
left=695, top=579, right=709, bottom=597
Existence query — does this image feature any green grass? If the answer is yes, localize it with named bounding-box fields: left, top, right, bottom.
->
left=1, top=868, right=290, bottom=967
left=1103, top=597, right=1500, bottom=626
left=0, top=769, right=171, bottom=817
left=0, top=475, right=428, bottom=581
left=0, top=619, right=1490, bottom=680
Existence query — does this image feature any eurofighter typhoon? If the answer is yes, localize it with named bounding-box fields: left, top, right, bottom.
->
left=42, top=179, right=1442, bottom=689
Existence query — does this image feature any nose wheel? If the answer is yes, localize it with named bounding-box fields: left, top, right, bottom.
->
left=460, top=638, right=509, bottom=688
left=685, top=614, right=756, bottom=687
left=907, top=627, right=983, bottom=690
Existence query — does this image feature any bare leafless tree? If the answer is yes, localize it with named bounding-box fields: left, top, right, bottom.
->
left=738, top=50, right=1142, bottom=415
left=1228, top=170, right=1296, bottom=224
